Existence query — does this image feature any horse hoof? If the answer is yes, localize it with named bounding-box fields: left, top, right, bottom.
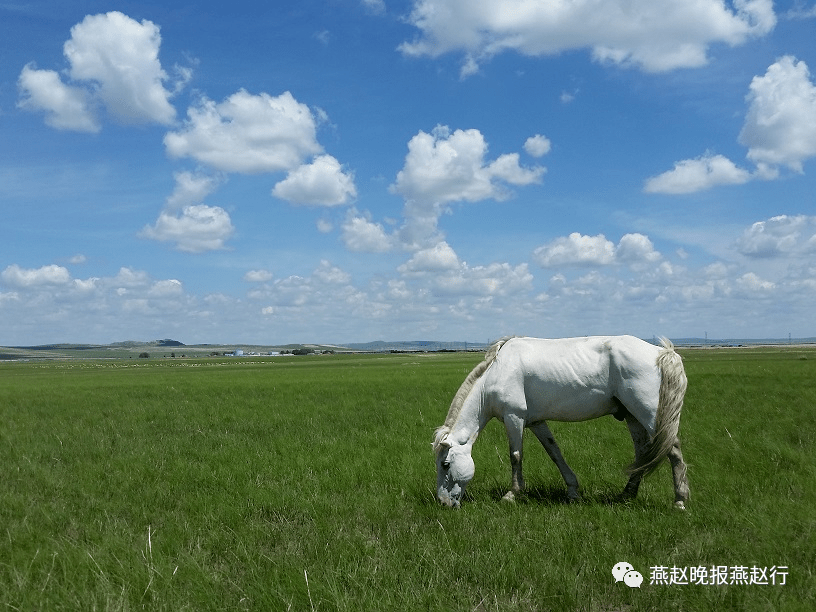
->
left=567, top=493, right=581, bottom=503
left=674, top=501, right=686, bottom=511
left=501, top=491, right=516, bottom=503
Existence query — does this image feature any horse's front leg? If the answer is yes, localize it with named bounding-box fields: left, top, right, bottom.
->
left=502, top=414, right=525, bottom=502
left=529, top=421, right=581, bottom=501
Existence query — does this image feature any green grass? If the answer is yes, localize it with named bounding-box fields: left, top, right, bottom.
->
left=0, top=349, right=814, bottom=610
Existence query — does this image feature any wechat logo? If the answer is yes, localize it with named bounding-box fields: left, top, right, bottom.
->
left=612, top=562, right=643, bottom=588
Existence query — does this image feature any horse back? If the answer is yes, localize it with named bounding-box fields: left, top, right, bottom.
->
left=484, top=336, right=661, bottom=424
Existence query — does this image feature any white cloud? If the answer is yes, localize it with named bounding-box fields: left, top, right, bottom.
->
left=736, top=271, right=776, bottom=292
left=398, top=241, right=460, bottom=274
left=431, top=262, right=533, bottom=297
left=534, top=232, right=663, bottom=268
left=18, top=12, right=180, bottom=129
left=272, top=155, right=356, bottom=206
left=735, top=214, right=816, bottom=258
left=164, top=90, right=322, bottom=174
left=643, top=153, right=752, bottom=194
left=140, top=205, right=236, bottom=253
left=72, top=278, right=99, bottom=292
left=704, top=262, right=731, bottom=279
left=524, top=134, right=551, bottom=157
left=396, top=241, right=532, bottom=297
left=2, top=264, right=71, bottom=287
left=166, top=172, right=221, bottom=211
left=361, top=0, right=386, bottom=14
left=112, top=267, right=151, bottom=288
left=739, top=56, right=816, bottom=173
left=341, top=210, right=394, bottom=253
left=616, top=233, right=662, bottom=264
left=17, top=65, right=99, bottom=132
left=148, top=279, right=183, bottom=298
left=64, top=12, right=177, bottom=125
left=391, top=125, right=544, bottom=205
left=647, top=56, right=816, bottom=194
left=533, top=233, right=616, bottom=267
left=313, top=260, right=352, bottom=285
left=389, top=126, right=544, bottom=249
left=244, top=270, right=274, bottom=283
left=399, top=0, right=776, bottom=77
left=783, top=3, right=816, bottom=20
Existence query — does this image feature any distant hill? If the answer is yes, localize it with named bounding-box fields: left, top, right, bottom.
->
left=2, top=336, right=814, bottom=360
left=344, top=340, right=488, bottom=352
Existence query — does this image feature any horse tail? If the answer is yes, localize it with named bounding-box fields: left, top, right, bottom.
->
left=628, top=338, right=687, bottom=479
left=434, top=337, right=511, bottom=452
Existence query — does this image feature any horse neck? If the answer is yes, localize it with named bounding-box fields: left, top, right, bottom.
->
left=448, top=375, right=490, bottom=444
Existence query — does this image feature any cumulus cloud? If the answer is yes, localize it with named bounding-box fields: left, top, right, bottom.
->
left=396, top=241, right=532, bottom=297
left=164, top=90, right=322, bottom=174
left=166, top=172, right=222, bottom=211
left=313, top=259, right=352, bottom=285
left=399, top=0, right=776, bottom=77
left=140, top=205, right=236, bottom=253
left=341, top=211, right=394, bottom=253
left=644, top=153, right=752, bottom=194
left=148, top=279, right=184, bottom=298
left=645, top=56, right=816, bottom=194
left=142, top=172, right=234, bottom=253
left=432, top=262, right=533, bottom=297
left=533, top=232, right=661, bottom=268
left=112, top=267, right=151, bottom=289
left=736, top=271, right=776, bottom=292
left=534, top=233, right=616, bottom=267
left=735, top=214, right=816, bottom=258
left=524, top=134, right=551, bottom=157
left=244, top=269, right=274, bottom=282
left=0, top=263, right=202, bottom=343
left=391, top=126, right=545, bottom=205
left=387, top=126, right=545, bottom=249
left=739, top=56, right=816, bottom=174
left=398, top=241, right=461, bottom=274
left=18, top=12, right=180, bottom=129
left=17, top=65, right=99, bottom=132
left=272, top=155, right=356, bottom=205
left=2, top=264, right=71, bottom=287
left=616, top=233, right=662, bottom=265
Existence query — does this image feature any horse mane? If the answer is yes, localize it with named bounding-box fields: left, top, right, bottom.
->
left=433, top=337, right=511, bottom=453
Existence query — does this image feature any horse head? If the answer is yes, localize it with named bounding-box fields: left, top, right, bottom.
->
left=433, top=429, right=475, bottom=508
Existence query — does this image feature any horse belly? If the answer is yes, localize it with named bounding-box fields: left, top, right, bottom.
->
left=524, top=383, right=616, bottom=422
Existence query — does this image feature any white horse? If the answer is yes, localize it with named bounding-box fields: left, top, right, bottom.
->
left=433, top=336, right=689, bottom=509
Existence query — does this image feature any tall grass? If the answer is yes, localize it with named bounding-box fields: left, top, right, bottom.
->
left=0, top=349, right=813, bottom=610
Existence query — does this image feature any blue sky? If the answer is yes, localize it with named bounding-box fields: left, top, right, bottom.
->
left=2, top=0, right=815, bottom=345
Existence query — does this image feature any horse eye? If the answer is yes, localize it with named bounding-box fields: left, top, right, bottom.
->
left=442, top=460, right=451, bottom=469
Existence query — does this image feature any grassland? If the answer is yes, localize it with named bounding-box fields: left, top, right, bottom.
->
left=0, top=348, right=814, bottom=610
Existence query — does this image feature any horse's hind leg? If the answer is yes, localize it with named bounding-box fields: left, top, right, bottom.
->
left=667, top=441, right=689, bottom=509
left=622, top=413, right=648, bottom=500
left=529, top=421, right=580, bottom=501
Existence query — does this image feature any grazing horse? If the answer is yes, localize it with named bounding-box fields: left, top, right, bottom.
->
left=433, top=336, right=689, bottom=509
